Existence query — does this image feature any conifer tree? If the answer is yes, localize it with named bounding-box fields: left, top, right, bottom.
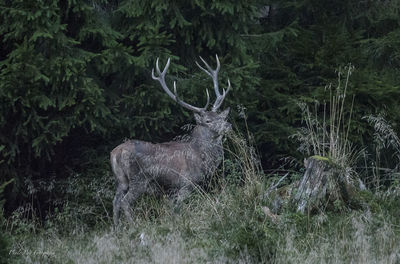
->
left=0, top=0, right=131, bottom=204
left=0, top=0, right=260, bottom=210
left=247, top=0, right=400, bottom=165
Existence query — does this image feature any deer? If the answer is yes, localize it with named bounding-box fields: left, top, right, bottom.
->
left=110, top=55, right=232, bottom=225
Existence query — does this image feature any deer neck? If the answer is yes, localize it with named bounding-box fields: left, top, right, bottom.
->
left=190, top=125, right=223, bottom=156
left=190, top=125, right=224, bottom=174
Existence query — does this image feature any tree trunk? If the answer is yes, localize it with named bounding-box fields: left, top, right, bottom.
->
left=292, top=156, right=363, bottom=213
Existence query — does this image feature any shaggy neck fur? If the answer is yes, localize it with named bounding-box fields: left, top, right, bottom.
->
left=190, top=125, right=224, bottom=172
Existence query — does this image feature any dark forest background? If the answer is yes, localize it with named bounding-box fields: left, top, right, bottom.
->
left=1, top=0, right=400, bottom=216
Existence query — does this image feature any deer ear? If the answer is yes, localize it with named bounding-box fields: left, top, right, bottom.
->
left=194, top=113, right=202, bottom=124
left=220, top=107, right=230, bottom=119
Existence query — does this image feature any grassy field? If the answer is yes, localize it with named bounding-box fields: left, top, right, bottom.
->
left=3, top=165, right=400, bottom=263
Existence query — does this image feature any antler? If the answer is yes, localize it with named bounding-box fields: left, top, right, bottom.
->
left=152, top=58, right=210, bottom=113
left=196, top=55, right=231, bottom=112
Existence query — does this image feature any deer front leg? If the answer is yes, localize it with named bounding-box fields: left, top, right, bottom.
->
left=175, top=185, right=194, bottom=204
left=170, top=185, right=194, bottom=214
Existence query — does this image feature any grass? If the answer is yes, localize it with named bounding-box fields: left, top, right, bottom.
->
left=3, top=129, right=400, bottom=263
left=291, top=64, right=358, bottom=168
left=275, top=210, right=400, bottom=263
left=5, top=181, right=400, bottom=263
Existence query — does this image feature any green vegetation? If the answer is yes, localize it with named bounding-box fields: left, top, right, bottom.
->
left=3, top=133, right=400, bottom=263
left=1, top=0, right=400, bottom=263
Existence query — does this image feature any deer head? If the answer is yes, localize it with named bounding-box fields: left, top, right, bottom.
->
left=151, top=55, right=232, bottom=138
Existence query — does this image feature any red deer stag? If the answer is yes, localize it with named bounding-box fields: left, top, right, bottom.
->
left=110, top=55, right=231, bottom=225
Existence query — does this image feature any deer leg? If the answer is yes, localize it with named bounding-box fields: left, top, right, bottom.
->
left=120, top=191, right=134, bottom=223
left=121, top=181, right=146, bottom=224
left=111, top=151, right=129, bottom=226
left=113, top=183, right=128, bottom=226
left=170, top=185, right=193, bottom=214
left=175, top=185, right=193, bottom=204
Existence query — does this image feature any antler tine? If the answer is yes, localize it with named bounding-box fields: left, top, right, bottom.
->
left=225, top=79, right=231, bottom=94
left=152, top=57, right=170, bottom=79
left=155, top=57, right=161, bottom=75
left=215, top=54, right=221, bottom=74
left=212, top=79, right=231, bottom=111
left=204, top=88, right=210, bottom=109
left=196, top=54, right=230, bottom=111
left=195, top=60, right=211, bottom=78
left=162, top=57, right=170, bottom=75
left=152, top=57, right=209, bottom=113
left=196, top=55, right=222, bottom=96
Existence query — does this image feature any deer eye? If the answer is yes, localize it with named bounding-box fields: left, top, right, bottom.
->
left=205, top=120, right=212, bottom=123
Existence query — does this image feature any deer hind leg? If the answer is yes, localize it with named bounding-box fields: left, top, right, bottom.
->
left=113, top=183, right=128, bottom=226
left=121, top=179, right=146, bottom=223
left=111, top=152, right=130, bottom=226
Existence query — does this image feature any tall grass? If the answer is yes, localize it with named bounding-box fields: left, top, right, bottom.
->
left=274, top=210, right=400, bottom=264
left=0, top=180, right=13, bottom=264
left=363, top=113, right=400, bottom=189
left=292, top=64, right=358, bottom=168
left=7, top=182, right=400, bottom=263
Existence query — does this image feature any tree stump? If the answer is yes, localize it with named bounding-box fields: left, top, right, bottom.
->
left=291, top=156, right=363, bottom=213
